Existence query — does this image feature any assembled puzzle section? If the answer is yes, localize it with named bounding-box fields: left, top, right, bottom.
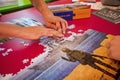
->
left=49, top=3, right=91, bottom=20
left=8, top=25, right=87, bottom=80
left=64, top=34, right=120, bottom=80
left=33, top=29, right=107, bottom=80
left=0, top=18, right=86, bottom=80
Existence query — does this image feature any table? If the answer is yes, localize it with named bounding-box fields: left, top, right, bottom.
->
left=0, top=0, right=120, bottom=78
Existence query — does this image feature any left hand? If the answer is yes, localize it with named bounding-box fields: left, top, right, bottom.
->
left=43, top=15, right=68, bottom=34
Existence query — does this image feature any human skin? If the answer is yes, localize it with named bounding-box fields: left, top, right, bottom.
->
left=0, top=0, right=67, bottom=40
left=109, top=36, right=120, bottom=60
left=30, top=0, right=68, bottom=34
left=0, top=23, right=64, bottom=40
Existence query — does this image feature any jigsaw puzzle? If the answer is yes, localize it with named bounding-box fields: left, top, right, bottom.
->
left=64, top=35, right=120, bottom=80
left=0, top=18, right=119, bottom=80
left=0, top=18, right=86, bottom=80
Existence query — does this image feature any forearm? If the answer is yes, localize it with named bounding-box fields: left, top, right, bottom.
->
left=30, top=0, right=53, bottom=17
left=0, top=23, right=24, bottom=38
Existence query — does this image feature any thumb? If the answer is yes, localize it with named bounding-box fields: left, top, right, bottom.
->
left=44, top=29, right=64, bottom=38
left=52, top=31, right=64, bottom=38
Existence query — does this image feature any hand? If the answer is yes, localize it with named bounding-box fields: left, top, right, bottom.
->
left=22, top=26, right=64, bottom=40
left=109, top=36, right=120, bottom=60
left=43, top=15, right=68, bottom=34
left=30, top=0, right=68, bottom=34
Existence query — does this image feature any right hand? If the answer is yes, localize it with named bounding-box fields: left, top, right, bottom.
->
left=43, top=15, right=68, bottom=34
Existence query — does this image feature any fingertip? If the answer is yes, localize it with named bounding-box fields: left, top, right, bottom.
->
left=63, top=27, right=66, bottom=34
left=56, top=22, right=61, bottom=30
left=60, top=33, right=64, bottom=37
left=61, top=23, right=65, bottom=34
left=58, top=28, right=62, bottom=33
left=57, top=32, right=64, bottom=38
left=63, top=19, right=68, bottom=28
left=46, top=23, right=58, bottom=30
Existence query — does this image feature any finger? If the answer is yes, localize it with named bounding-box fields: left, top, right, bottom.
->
left=53, top=31, right=64, bottom=38
left=108, top=50, right=120, bottom=60
left=52, top=29, right=64, bottom=38
left=46, top=22, right=57, bottom=30
left=56, top=22, right=61, bottom=31
left=60, top=20, right=68, bottom=34
left=56, top=22, right=63, bottom=33
left=108, top=47, right=114, bottom=58
left=62, top=19, right=68, bottom=28
left=47, top=29, right=64, bottom=38
left=58, top=28, right=62, bottom=34
left=43, top=30, right=54, bottom=37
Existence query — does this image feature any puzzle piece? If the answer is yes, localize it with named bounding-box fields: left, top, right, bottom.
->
left=2, top=48, right=13, bottom=56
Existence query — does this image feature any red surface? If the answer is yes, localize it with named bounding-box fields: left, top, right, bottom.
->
left=0, top=39, right=44, bottom=75
left=0, top=0, right=120, bottom=76
left=68, top=10, right=120, bottom=35
left=0, top=0, right=72, bottom=76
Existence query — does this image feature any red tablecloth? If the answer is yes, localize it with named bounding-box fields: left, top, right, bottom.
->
left=0, top=0, right=120, bottom=76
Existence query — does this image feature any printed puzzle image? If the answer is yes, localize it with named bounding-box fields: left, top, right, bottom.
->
left=0, top=18, right=120, bottom=80
left=34, top=30, right=120, bottom=80
left=93, top=8, right=120, bottom=24
left=0, top=18, right=86, bottom=80
left=64, top=35, right=120, bottom=80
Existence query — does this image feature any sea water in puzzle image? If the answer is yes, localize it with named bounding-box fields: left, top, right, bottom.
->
left=0, top=18, right=120, bottom=80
